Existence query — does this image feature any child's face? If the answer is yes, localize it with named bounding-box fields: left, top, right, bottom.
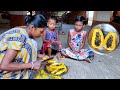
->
left=74, top=21, right=84, bottom=32
left=47, top=19, right=56, bottom=30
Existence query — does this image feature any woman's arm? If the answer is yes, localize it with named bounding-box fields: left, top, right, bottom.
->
left=0, top=49, right=35, bottom=71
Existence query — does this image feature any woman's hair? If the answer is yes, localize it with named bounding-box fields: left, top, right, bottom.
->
left=47, top=16, right=58, bottom=23
left=24, top=14, right=47, bottom=28
left=75, top=16, right=87, bottom=25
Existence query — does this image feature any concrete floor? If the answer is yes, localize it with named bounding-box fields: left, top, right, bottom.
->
left=0, top=24, right=120, bottom=79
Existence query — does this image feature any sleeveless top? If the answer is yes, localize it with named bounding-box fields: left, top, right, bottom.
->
left=45, top=28, right=57, bottom=41
left=69, top=29, right=87, bottom=51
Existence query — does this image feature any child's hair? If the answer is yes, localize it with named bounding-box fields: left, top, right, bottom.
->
left=75, top=16, right=87, bottom=25
left=24, top=14, right=47, bottom=28
left=47, top=16, right=58, bottom=23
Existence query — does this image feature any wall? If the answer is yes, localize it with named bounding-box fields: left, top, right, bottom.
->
left=94, top=11, right=113, bottom=22
left=9, top=11, right=27, bottom=27
left=66, top=11, right=86, bottom=24
left=87, top=11, right=94, bottom=26
left=0, top=13, right=10, bottom=24
left=8, top=11, right=27, bottom=15
left=92, top=11, right=113, bottom=26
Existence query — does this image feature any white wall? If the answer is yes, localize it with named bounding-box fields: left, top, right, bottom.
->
left=8, top=11, right=27, bottom=15
left=87, top=11, right=94, bottom=26
left=93, top=11, right=113, bottom=22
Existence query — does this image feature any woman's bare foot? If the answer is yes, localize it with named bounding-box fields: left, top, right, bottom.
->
left=57, top=54, right=68, bottom=60
left=61, top=55, right=66, bottom=59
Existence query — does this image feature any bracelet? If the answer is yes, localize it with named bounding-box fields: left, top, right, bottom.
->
left=31, top=62, right=34, bottom=70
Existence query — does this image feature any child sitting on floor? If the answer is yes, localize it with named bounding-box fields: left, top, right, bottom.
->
left=60, top=16, right=94, bottom=63
left=40, top=16, right=62, bottom=59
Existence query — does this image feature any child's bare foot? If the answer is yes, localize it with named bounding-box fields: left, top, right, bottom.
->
left=84, top=58, right=91, bottom=63
left=61, top=55, right=66, bottom=59
left=57, top=54, right=67, bottom=60
left=57, top=54, right=62, bottom=60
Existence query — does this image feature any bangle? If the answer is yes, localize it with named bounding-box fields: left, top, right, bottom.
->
left=31, top=62, right=34, bottom=69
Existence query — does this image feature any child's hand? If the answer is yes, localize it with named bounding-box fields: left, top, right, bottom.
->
left=42, top=55, right=49, bottom=60
left=77, top=50, right=81, bottom=53
left=73, top=50, right=78, bottom=54
left=56, top=41, right=61, bottom=44
left=53, top=41, right=61, bottom=44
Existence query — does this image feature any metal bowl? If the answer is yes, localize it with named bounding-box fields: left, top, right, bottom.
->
left=87, top=23, right=119, bottom=55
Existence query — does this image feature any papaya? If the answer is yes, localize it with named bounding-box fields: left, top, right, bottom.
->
left=34, top=74, right=42, bottom=79
left=46, top=65, right=55, bottom=72
left=51, top=67, right=67, bottom=75
left=43, top=57, right=47, bottom=60
left=91, top=28, right=104, bottom=49
left=45, top=62, right=68, bottom=75
left=104, top=32, right=117, bottom=51
left=54, top=68, right=67, bottom=75
left=47, top=59, right=57, bottom=64
left=50, top=75, right=62, bottom=79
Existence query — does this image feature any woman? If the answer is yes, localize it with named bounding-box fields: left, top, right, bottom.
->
left=0, top=14, right=48, bottom=79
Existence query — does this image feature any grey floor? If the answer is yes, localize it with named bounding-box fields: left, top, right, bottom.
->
left=0, top=24, right=120, bottom=79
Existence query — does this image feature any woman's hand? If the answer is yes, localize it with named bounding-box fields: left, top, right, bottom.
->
left=32, top=61, right=42, bottom=70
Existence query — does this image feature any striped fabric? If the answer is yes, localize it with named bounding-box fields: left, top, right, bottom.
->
left=0, top=27, right=37, bottom=79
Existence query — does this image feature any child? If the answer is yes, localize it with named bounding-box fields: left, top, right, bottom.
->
left=60, top=16, right=94, bottom=63
left=41, top=16, right=62, bottom=59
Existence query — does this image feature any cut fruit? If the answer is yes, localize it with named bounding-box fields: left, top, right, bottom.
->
left=104, top=32, right=117, bottom=51
left=91, top=28, right=104, bottom=49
